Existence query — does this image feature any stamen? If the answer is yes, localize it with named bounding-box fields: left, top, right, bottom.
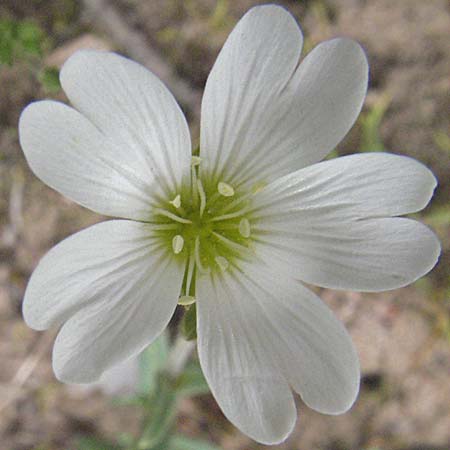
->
left=170, top=194, right=181, bottom=209
left=195, top=236, right=210, bottom=274
left=172, top=235, right=184, bottom=254
left=185, top=251, right=195, bottom=296
left=197, top=179, right=206, bottom=217
left=148, top=223, right=179, bottom=231
left=238, top=218, right=251, bottom=238
left=212, top=231, right=253, bottom=255
left=216, top=190, right=254, bottom=215
left=210, top=208, right=248, bottom=222
left=191, top=165, right=199, bottom=209
left=215, top=256, right=229, bottom=272
left=251, top=181, right=267, bottom=194
left=153, top=208, right=192, bottom=224
left=178, top=295, right=196, bottom=306
left=218, top=181, right=235, bottom=197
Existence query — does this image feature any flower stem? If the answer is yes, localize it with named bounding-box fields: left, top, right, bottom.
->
left=166, top=334, right=196, bottom=378
left=135, top=334, right=195, bottom=450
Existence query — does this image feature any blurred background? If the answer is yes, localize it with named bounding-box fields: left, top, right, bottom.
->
left=0, top=0, right=449, bottom=449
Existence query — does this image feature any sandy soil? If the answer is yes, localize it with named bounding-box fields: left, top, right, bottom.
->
left=0, top=0, right=449, bottom=449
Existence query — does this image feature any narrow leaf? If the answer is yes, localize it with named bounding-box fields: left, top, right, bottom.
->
left=359, top=95, right=390, bottom=152
left=39, top=66, right=61, bottom=93
left=176, top=360, right=210, bottom=397
left=136, top=375, right=177, bottom=449
left=75, top=436, right=120, bottom=450
left=138, top=331, right=169, bottom=395
left=180, top=304, right=197, bottom=341
left=171, top=435, right=221, bottom=450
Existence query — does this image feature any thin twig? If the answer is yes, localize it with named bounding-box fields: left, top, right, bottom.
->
left=0, top=331, right=55, bottom=415
left=81, top=0, right=201, bottom=119
left=2, top=166, right=25, bottom=247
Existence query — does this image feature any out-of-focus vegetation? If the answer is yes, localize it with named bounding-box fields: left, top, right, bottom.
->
left=356, top=95, right=450, bottom=344
left=0, top=17, right=60, bottom=92
left=76, top=332, right=215, bottom=450
left=1, top=1, right=449, bottom=449
left=0, top=18, right=45, bottom=65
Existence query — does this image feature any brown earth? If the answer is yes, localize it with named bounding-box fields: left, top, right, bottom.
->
left=0, top=0, right=449, bottom=449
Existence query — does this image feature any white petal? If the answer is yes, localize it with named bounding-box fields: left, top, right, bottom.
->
left=19, top=50, right=191, bottom=219
left=201, top=5, right=367, bottom=188
left=92, top=354, right=140, bottom=395
left=196, top=261, right=359, bottom=443
left=22, top=220, right=184, bottom=382
left=251, top=153, right=440, bottom=291
left=276, top=38, right=368, bottom=170
left=20, top=101, right=158, bottom=219
left=200, top=5, right=303, bottom=186
left=252, top=153, right=438, bottom=220
left=60, top=50, right=191, bottom=195
left=196, top=269, right=297, bottom=445
left=255, top=217, right=440, bottom=291
left=243, top=261, right=359, bottom=414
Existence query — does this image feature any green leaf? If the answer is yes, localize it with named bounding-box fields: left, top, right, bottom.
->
left=209, top=0, right=231, bottom=31
left=75, top=436, right=120, bottom=450
left=171, top=435, right=221, bottom=450
left=16, top=21, right=44, bottom=57
left=117, top=433, right=135, bottom=448
left=424, top=206, right=450, bottom=227
left=39, top=66, right=61, bottom=93
left=138, top=331, right=170, bottom=395
left=0, top=19, right=15, bottom=65
left=180, top=303, right=197, bottom=341
left=176, top=360, right=210, bottom=397
left=359, top=95, right=390, bottom=152
left=136, top=375, right=178, bottom=449
left=325, top=148, right=339, bottom=160
left=433, top=130, right=450, bottom=155
left=0, top=19, right=45, bottom=65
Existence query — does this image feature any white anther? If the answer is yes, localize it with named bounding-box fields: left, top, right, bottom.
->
left=178, top=295, right=196, bottom=306
left=218, top=182, right=234, bottom=197
left=238, top=218, right=251, bottom=238
left=172, top=235, right=184, bottom=254
left=170, top=194, right=181, bottom=209
left=215, top=256, right=229, bottom=272
left=191, top=156, right=202, bottom=166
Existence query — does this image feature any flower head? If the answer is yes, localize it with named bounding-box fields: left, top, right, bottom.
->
left=19, top=5, right=440, bottom=445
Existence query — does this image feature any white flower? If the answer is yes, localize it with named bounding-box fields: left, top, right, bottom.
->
left=19, top=5, right=440, bottom=445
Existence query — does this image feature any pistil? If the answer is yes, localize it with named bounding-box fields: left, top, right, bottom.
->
left=151, top=158, right=257, bottom=304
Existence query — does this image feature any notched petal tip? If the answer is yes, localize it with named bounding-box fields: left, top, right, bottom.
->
left=323, top=36, right=369, bottom=91
left=18, top=100, right=53, bottom=148
left=235, top=2, right=304, bottom=52
left=18, top=99, right=39, bottom=128
left=399, top=153, right=439, bottom=206
left=59, top=49, right=114, bottom=98
left=246, top=3, right=295, bottom=17
left=18, top=100, right=70, bottom=171
left=22, top=294, right=47, bottom=332
left=52, top=345, right=101, bottom=384
left=60, top=47, right=109, bottom=75
left=301, top=359, right=361, bottom=416
left=255, top=405, right=297, bottom=446
left=293, top=302, right=361, bottom=415
left=415, top=222, right=442, bottom=275
left=243, top=3, right=304, bottom=47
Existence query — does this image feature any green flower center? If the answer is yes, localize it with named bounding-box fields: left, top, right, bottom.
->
left=151, top=157, right=256, bottom=301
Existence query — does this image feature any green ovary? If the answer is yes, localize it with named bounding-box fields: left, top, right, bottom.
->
left=151, top=166, right=255, bottom=298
